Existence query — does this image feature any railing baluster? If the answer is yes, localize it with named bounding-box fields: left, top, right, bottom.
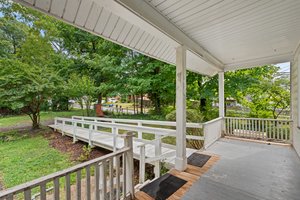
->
left=88, top=124, right=93, bottom=146
left=109, top=158, right=114, bottom=200
left=24, top=189, right=31, bottom=200
left=86, top=165, right=91, bottom=200
left=6, top=194, right=13, bottom=200
left=115, top=155, right=121, bottom=199
left=262, top=120, right=265, bottom=140
left=65, top=174, right=71, bottom=200
left=122, top=153, right=126, bottom=198
left=138, top=121, right=143, bottom=139
left=40, top=182, right=46, bottom=200
left=54, top=177, right=60, bottom=199
left=73, top=121, right=77, bottom=143
left=95, top=163, right=100, bottom=200
left=76, top=170, right=81, bottom=200
left=154, top=135, right=162, bottom=178
left=100, top=161, right=107, bottom=200
left=277, top=120, right=280, bottom=140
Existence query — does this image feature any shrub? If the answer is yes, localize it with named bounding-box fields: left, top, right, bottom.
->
left=165, top=109, right=204, bottom=149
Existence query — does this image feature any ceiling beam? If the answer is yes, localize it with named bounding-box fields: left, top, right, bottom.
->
left=115, top=0, right=224, bottom=71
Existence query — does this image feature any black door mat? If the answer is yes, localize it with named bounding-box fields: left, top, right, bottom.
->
left=188, top=153, right=211, bottom=167
left=140, top=173, right=187, bottom=200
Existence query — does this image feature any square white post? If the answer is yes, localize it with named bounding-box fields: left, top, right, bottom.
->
left=218, top=72, right=225, bottom=117
left=175, top=45, right=187, bottom=171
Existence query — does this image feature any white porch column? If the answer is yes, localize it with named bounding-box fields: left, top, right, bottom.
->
left=175, top=46, right=187, bottom=171
left=218, top=72, right=225, bottom=117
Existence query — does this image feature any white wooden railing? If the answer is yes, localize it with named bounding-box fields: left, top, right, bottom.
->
left=203, top=117, right=223, bottom=149
left=225, top=117, right=292, bottom=143
left=56, top=117, right=205, bottom=184
left=0, top=133, right=134, bottom=200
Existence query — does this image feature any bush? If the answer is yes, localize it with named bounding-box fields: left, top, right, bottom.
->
left=165, top=109, right=204, bottom=149
left=165, top=109, right=204, bottom=122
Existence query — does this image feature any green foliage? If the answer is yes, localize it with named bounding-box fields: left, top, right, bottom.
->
left=0, top=59, right=63, bottom=129
left=68, top=74, right=97, bottom=116
left=165, top=109, right=204, bottom=122
left=165, top=109, right=204, bottom=149
left=78, top=145, right=92, bottom=162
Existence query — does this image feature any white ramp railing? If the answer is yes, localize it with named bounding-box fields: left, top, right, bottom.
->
left=0, top=133, right=134, bottom=200
left=225, top=117, right=292, bottom=143
left=57, top=117, right=205, bottom=185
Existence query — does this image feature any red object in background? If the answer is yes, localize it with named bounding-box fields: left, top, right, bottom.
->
left=95, top=104, right=104, bottom=117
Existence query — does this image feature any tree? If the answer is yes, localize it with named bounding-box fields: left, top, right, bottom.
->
left=0, top=59, right=62, bottom=129
left=242, top=69, right=290, bottom=119
left=68, top=74, right=97, bottom=116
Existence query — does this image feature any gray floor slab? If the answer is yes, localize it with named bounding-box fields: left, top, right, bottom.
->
left=183, top=138, right=300, bottom=200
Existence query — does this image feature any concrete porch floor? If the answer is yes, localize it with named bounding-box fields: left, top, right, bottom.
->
left=182, top=138, right=300, bottom=200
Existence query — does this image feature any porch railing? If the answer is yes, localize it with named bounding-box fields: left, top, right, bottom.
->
left=0, top=133, right=134, bottom=200
left=224, top=117, right=292, bottom=143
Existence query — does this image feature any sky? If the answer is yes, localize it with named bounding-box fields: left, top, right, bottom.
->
left=275, top=62, right=290, bottom=73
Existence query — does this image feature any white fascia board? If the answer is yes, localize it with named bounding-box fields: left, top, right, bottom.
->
left=115, top=0, right=224, bottom=71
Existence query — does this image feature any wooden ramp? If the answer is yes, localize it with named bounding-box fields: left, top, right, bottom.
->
left=48, top=123, right=197, bottom=167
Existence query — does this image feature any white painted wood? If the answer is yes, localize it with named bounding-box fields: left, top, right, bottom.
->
left=24, top=189, right=31, bottom=200
left=139, top=144, right=146, bottom=184
left=137, top=121, right=142, bottom=139
left=94, top=163, right=100, bottom=200
left=65, top=174, right=71, bottom=200
left=73, top=116, right=202, bottom=128
left=203, top=117, right=223, bottom=149
left=115, top=155, right=121, bottom=199
left=54, top=178, right=59, bottom=200
left=40, top=182, right=46, bottom=199
left=224, top=117, right=292, bottom=143
left=86, top=165, right=91, bottom=200
left=76, top=170, right=81, bottom=200
left=175, top=45, right=187, bottom=171
left=218, top=72, right=225, bottom=118
left=117, top=0, right=223, bottom=70
left=154, top=135, right=161, bottom=178
left=35, top=0, right=51, bottom=11
left=108, top=158, right=114, bottom=200
left=124, top=133, right=134, bottom=198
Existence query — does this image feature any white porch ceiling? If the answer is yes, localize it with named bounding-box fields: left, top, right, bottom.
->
left=14, top=0, right=300, bottom=75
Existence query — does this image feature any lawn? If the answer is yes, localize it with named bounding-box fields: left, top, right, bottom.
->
left=0, top=109, right=84, bottom=128
left=0, top=129, right=74, bottom=189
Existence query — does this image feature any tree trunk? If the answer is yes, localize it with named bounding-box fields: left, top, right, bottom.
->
left=133, top=95, right=136, bottom=114
left=140, top=93, right=143, bottom=114
left=200, top=98, right=206, bottom=112
left=136, top=95, right=139, bottom=114
left=31, top=113, right=40, bottom=129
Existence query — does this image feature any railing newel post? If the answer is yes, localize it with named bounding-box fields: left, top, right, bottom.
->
left=154, top=134, right=162, bottom=178
left=123, top=132, right=134, bottom=199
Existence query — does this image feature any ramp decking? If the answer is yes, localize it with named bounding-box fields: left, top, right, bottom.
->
left=48, top=123, right=197, bottom=167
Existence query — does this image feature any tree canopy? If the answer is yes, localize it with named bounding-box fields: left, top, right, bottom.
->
left=0, top=0, right=291, bottom=128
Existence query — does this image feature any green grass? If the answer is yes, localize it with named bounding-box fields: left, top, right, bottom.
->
left=0, top=109, right=84, bottom=128
left=0, top=130, right=74, bottom=188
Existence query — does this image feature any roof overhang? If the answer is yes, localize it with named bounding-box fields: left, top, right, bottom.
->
left=13, top=0, right=300, bottom=75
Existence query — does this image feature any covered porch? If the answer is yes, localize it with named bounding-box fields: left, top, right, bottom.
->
left=183, top=138, right=300, bottom=200
left=1, top=0, right=300, bottom=199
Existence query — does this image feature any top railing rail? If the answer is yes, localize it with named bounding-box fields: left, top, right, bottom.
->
left=71, top=116, right=203, bottom=128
